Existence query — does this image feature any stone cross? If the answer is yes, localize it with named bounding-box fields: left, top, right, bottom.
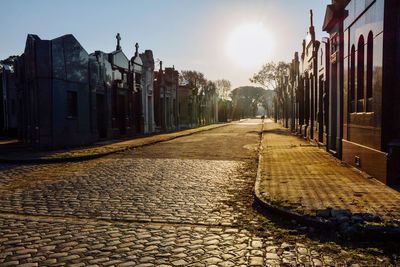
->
left=116, top=33, right=121, bottom=50
left=135, top=42, right=139, bottom=56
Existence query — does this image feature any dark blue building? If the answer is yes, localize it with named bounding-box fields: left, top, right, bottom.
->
left=16, top=34, right=93, bottom=149
left=15, top=33, right=155, bottom=149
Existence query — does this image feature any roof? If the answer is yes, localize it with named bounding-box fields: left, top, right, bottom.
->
left=322, top=0, right=350, bottom=31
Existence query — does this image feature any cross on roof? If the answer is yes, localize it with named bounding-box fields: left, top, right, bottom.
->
left=116, top=33, right=121, bottom=50
left=135, top=42, right=139, bottom=56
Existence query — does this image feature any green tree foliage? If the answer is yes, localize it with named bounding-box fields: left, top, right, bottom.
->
left=180, top=70, right=230, bottom=125
left=230, top=86, right=271, bottom=119
left=250, top=61, right=290, bottom=119
left=180, top=70, right=207, bottom=95
left=250, top=61, right=289, bottom=90
left=204, top=80, right=217, bottom=96
left=259, top=89, right=276, bottom=117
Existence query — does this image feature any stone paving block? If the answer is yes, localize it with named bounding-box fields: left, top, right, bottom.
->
left=0, top=120, right=393, bottom=266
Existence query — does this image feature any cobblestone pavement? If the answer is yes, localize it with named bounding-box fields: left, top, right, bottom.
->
left=0, top=124, right=227, bottom=161
left=0, top=120, right=394, bottom=266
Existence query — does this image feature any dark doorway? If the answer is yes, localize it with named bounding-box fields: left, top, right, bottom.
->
left=166, top=97, right=170, bottom=129
left=118, top=94, right=126, bottom=135
left=133, top=91, right=143, bottom=134
left=96, top=94, right=107, bottom=139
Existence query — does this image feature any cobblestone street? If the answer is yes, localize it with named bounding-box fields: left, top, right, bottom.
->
left=0, top=120, right=394, bottom=266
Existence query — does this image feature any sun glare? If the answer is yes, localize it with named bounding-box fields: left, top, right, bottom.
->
left=226, top=23, right=274, bottom=69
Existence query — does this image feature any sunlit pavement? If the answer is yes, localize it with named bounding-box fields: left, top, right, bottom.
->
left=0, top=119, right=391, bottom=266
left=257, top=120, right=400, bottom=223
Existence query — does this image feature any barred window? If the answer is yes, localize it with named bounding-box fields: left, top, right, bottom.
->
left=67, top=91, right=78, bottom=118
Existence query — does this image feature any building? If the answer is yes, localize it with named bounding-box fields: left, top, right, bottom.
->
left=16, top=34, right=94, bottom=149
left=317, top=37, right=330, bottom=147
left=129, top=43, right=156, bottom=135
left=340, top=0, right=400, bottom=184
left=107, top=34, right=134, bottom=138
left=5, top=32, right=225, bottom=150
left=281, top=1, right=400, bottom=185
left=154, top=63, right=179, bottom=131
left=15, top=33, right=156, bottom=149
left=302, top=11, right=321, bottom=142
left=89, top=50, right=113, bottom=140
left=0, top=64, right=18, bottom=136
left=322, top=0, right=348, bottom=158
left=138, top=48, right=156, bottom=134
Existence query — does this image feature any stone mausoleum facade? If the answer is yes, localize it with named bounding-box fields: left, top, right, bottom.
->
left=13, top=33, right=157, bottom=149
left=1, top=33, right=219, bottom=150
left=278, top=0, right=400, bottom=185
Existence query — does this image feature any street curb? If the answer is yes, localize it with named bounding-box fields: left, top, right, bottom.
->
left=0, top=123, right=231, bottom=164
left=253, top=120, right=400, bottom=240
left=253, top=121, right=332, bottom=229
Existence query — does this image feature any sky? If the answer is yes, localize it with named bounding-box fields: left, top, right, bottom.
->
left=0, top=0, right=330, bottom=89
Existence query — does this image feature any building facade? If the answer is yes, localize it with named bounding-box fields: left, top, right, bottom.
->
left=1, top=33, right=223, bottom=149
left=154, top=63, right=179, bottom=132
left=341, top=0, right=400, bottom=184
left=15, top=33, right=156, bottom=149
left=16, top=34, right=94, bottom=149
left=280, top=1, right=400, bottom=185
left=139, top=49, right=156, bottom=134
left=317, top=37, right=330, bottom=147
left=322, top=0, right=348, bottom=158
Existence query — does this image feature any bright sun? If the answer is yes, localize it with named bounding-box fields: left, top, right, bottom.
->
left=226, top=23, right=273, bottom=69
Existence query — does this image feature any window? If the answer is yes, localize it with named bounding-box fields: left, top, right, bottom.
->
left=67, top=91, right=78, bottom=118
left=135, top=72, right=142, bottom=91
left=357, top=35, right=365, bottom=112
left=366, top=31, right=373, bottom=112
left=350, top=45, right=356, bottom=113
left=11, top=99, right=16, bottom=115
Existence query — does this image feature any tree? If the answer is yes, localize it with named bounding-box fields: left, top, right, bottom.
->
left=229, top=86, right=267, bottom=119
left=249, top=61, right=290, bottom=90
left=215, top=79, right=231, bottom=100
left=203, top=81, right=218, bottom=124
left=250, top=61, right=290, bottom=120
left=0, top=55, right=19, bottom=69
left=259, top=89, right=276, bottom=117
left=204, top=80, right=217, bottom=96
left=180, top=70, right=213, bottom=125
left=180, top=70, right=207, bottom=96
